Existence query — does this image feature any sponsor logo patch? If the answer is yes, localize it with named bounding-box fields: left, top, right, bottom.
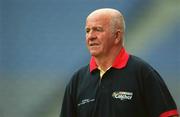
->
left=112, top=91, right=133, bottom=100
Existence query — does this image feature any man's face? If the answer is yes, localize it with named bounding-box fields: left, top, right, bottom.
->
left=85, top=15, right=116, bottom=57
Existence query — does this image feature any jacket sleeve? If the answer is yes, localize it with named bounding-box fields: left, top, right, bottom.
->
left=60, top=75, right=78, bottom=117
left=142, top=67, right=179, bottom=117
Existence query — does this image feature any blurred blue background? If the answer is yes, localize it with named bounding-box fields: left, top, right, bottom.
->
left=1, top=0, right=180, bottom=117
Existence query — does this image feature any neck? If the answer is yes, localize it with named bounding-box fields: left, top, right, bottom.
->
left=94, top=47, right=122, bottom=71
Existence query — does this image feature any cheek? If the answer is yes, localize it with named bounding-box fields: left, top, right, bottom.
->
left=85, top=37, right=88, bottom=44
left=86, top=38, right=91, bottom=49
left=102, top=38, right=114, bottom=48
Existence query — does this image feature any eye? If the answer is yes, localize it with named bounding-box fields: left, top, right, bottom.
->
left=95, top=27, right=103, bottom=32
left=86, top=28, right=90, bottom=33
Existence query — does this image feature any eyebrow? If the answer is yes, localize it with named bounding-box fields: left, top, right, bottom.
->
left=85, top=26, right=103, bottom=30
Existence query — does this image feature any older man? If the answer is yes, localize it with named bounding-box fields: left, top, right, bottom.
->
left=60, top=8, right=179, bottom=117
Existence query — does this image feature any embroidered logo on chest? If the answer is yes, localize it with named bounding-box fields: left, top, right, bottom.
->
left=78, top=98, right=95, bottom=106
left=112, top=91, right=133, bottom=100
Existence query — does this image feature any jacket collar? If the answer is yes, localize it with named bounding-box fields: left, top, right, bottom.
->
left=89, top=47, right=129, bottom=72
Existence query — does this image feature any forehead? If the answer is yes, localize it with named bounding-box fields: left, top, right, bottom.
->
left=86, top=14, right=110, bottom=27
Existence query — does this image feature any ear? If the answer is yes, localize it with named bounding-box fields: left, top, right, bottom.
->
left=114, top=30, right=122, bottom=44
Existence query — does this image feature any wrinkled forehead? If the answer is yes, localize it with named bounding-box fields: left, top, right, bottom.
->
left=86, top=13, right=111, bottom=26
left=87, top=10, right=110, bottom=20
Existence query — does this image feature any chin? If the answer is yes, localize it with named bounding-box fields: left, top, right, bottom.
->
left=89, top=51, right=99, bottom=57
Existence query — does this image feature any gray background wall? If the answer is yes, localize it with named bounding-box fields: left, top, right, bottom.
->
left=1, top=0, right=180, bottom=117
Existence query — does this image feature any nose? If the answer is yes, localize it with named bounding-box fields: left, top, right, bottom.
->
left=86, top=30, right=97, bottom=41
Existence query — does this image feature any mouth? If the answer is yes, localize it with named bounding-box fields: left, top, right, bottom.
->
left=89, top=43, right=99, bottom=46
